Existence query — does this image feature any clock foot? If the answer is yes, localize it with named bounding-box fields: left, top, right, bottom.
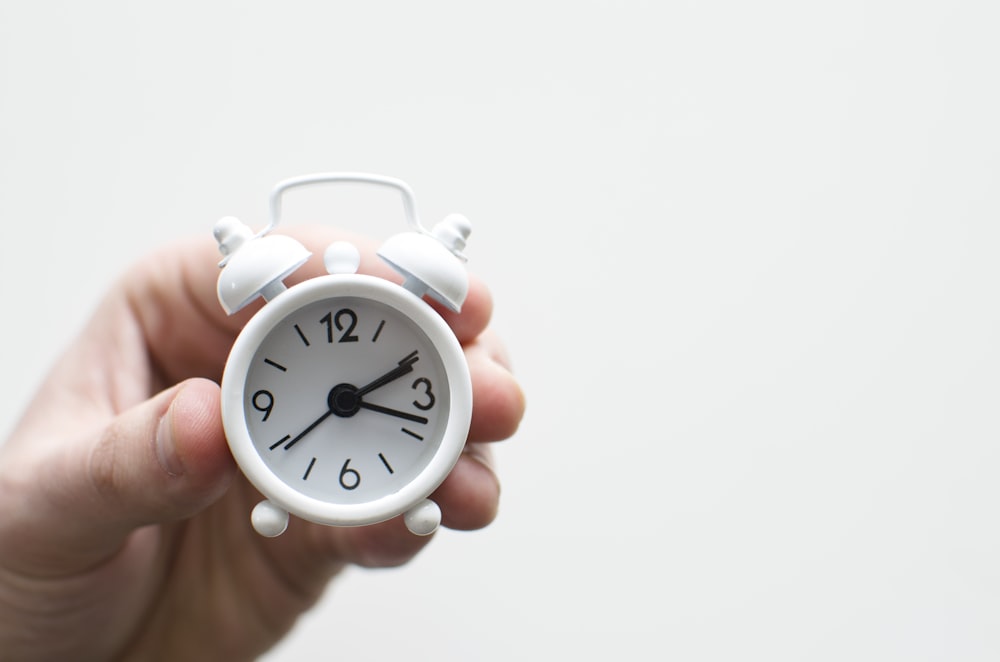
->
left=403, top=499, right=441, bottom=536
left=252, top=500, right=289, bottom=537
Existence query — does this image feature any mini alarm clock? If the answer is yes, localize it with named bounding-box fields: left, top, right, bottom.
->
left=213, top=173, right=473, bottom=537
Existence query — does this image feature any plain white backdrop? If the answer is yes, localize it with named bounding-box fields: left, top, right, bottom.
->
left=2, top=1, right=1000, bottom=660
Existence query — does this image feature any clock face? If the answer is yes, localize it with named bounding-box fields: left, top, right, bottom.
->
left=240, top=293, right=453, bottom=507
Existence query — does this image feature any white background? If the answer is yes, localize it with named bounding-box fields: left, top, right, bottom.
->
left=2, top=1, right=1000, bottom=660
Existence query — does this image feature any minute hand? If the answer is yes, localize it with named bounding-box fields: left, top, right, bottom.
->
left=356, top=350, right=419, bottom=397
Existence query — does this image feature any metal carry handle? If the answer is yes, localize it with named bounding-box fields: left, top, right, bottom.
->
left=264, top=172, right=424, bottom=237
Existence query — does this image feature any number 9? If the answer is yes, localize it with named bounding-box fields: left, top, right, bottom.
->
left=252, top=389, right=274, bottom=421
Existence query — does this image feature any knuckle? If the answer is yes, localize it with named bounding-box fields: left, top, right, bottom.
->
left=87, top=427, right=125, bottom=503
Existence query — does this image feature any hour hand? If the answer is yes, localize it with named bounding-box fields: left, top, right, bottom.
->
left=356, top=350, right=419, bottom=397
left=358, top=401, right=428, bottom=424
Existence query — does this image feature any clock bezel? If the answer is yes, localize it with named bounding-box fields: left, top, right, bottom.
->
left=220, top=273, right=473, bottom=528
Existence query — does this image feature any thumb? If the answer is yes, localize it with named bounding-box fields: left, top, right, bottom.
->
left=3, top=379, right=236, bottom=575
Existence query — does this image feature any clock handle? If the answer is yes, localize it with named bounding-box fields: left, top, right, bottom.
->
left=264, top=172, right=425, bottom=237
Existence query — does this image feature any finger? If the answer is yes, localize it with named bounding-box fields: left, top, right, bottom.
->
left=426, top=275, right=493, bottom=344
left=3, top=379, right=235, bottom=575
left=435, top=444, right=501, bottom=530
left=315, top=516, right=435, bottom=569
left=467, top=332, right=526, bottom=442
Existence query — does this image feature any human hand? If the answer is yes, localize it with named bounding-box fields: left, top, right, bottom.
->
left=0, top=227, right=525, bottom=661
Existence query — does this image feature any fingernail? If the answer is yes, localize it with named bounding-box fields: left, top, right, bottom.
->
left=156, top=411, right=184, bottom=477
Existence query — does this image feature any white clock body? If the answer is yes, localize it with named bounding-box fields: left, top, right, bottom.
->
left=220, top=273, right=472, bottom=532
left=214, top=172, right=474, bottom=537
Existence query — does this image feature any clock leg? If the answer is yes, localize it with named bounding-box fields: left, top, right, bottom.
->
left=403, top=499, right=441, bottom=536
left=252, top=499, right=290, bottom=537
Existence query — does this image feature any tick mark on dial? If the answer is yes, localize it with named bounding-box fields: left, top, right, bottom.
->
left=263, top=358, right=287, bottom=372
left=378, top=452, right=394, bottom=474
left=303, top=457, right=317, bottom=480
left=294, top=324, right=311, bottom=347
left=401, top=428, right=424, bottom=441
left=269, top=434, right=291, bottom=451
left=371, top=320, right=386, bottom=342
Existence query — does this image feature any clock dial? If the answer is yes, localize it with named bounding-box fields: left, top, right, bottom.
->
left=242, top=295, right=452, bottom=505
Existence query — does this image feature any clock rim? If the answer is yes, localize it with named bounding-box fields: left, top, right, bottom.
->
left=220, top=273, right=473, bottom=527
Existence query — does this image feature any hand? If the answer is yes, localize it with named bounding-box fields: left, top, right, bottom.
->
left=281, top=406, right=335, bottom=450
left=355, top=349, right=420, bottom=396
left=283, top=350, right=426, bottom=450
left=357, top=401, right=428, bottom=423
left=0, top=227, right=525, bottom=661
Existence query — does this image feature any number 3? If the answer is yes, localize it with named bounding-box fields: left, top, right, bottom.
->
left=411, top=377, right=435, bottom=411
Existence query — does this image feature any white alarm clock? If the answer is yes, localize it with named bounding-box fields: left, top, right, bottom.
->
left=213, top=173, right=473, bottom=537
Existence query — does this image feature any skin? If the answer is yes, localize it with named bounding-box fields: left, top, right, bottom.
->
left=0, top=227, right=525, bottom=661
